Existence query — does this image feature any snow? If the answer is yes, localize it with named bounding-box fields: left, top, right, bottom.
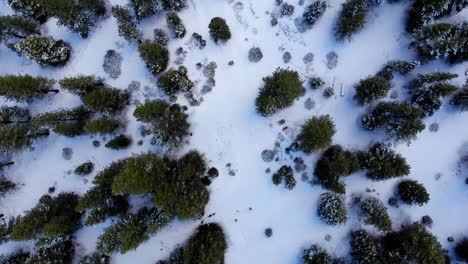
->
left=1, top=0, right=467, bottom=263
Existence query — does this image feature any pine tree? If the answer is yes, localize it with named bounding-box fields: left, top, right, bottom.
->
left=359, top=196, right=392, bottom=231
left=7, top=0, right=48, bottom=22
left=32, top=106, right=91, bottom=137
left=138, top=41, right=169, bottom=74
left=354, top=76, right=391, bottom=105
left=157, top=66, right=193, bottom=95
left=297, top=115, right=336, bottom=153
left=59, top=75, right=105, bottom=97
left=0, top=216, right=20, bottom=245
left=0, top=74, right=56, bottom=102
left=397, top=180, right=429, bottom=206
left=255, top=68, right=305, bottom=116
left=411, top=83, right=459, bottom=116
left=455, top=238, right=468, bottom=262
left=362, top=102, right=425, bottom=142
left=0, top=106, right=30, bottom=124
left=83, top=87, right=129, bottom=114
left=162, top=0, right=188, bottom=11
left=350, top=230, right=379, bottom=264
left=153, top=28, right=169, bottom=46
left=79, top=253, right=110, bottom=264
left=303, top=1, right=327, bottom=26
left=84, top=117, right=120, bottom=135
left=13, top=35, right=70, bottom=66
left=0, top=124, right=49, bottom=151
left=406, top=0, right=467, bottom=33
left=25, top=239, right=74, bottom=264
left=208, top=17, right=231, bottom=43
left=335, top=0, right=369, bottom=40
left=166, top=12, right=186, bottom=38
left=105, top=135, right=132, bottom=150
left=303, top=244, right=334, bottom=264
left=360, top=143, right=410, bottom=181
left=133, top=100, right=190, bottom=147
left=451, top=86, right=468, bottom=111
left=376, top=60, right=420, bottom=80
left=317, top=192, right=347, bottom=225
left=0, top=15, right=39, bottom=45
left=74, top=162, right=94, bottom=175
left=112, top=5, right=142, bottom=42
left=409, top=72, right=458, bottom=90
left=130, top=0, right=163, bottom=20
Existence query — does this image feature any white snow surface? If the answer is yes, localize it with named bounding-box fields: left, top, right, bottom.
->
left=0, top=0, right=467, bottom=263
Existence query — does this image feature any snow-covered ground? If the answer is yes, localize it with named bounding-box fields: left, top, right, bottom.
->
left=1, top=0, right=467, bottom=263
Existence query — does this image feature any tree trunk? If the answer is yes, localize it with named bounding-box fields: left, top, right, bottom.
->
left=0, top=161, right=14, bottom=168
left=47, top=89, right=60, bottom=93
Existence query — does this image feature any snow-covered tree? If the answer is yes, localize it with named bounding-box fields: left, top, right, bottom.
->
left=411, top=83, right=459, bottom=116
left=303, top=1, right=327, bottom=26
left=0, top=74, right=56, bottom=102
left=25, top=239, right=74, bottom=264
left=0, top=15, right=39, bottom=45
left=166, top=12, right=186, bottom=38
left=153, top=28, right=169, bottom=46
left=130, top=0, right=163, bottom=20
left=350, top=230, right=379, bottom=264
left=7, top=0, right=48, bottom=22
left=317, top=192, right=347, bottom=225
left=451, top=86, right=468, bottom=111
left=13, top=36, right=70, bottom=66
left=303, top=244, right=334, bottom=264
left=359, top=196, right=392, bottom=231
left=79, top=253, right=110, bottom=264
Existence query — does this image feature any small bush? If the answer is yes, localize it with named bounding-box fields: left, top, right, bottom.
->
left=353, top=76, right=391, bottom=105
left=157, top=66, right=193, bottom=95
left=138, top=41, right=169, bottom=74
left=317, top=192, right=347, bottom=225
left=297, top=115, right=336, bottom=153
left=74, top=162, right=94, bottom=175
left=303, top=1, right=327, bottom=26
left=105, top=135, right=132, bottom=150
left=397, top=180, right=430, bottom=206
left=310, top=77, right=325, bottom=89
left=208, top=17, right=231, bottom=43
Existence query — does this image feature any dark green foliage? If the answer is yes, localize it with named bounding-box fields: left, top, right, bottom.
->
left=455, top=238, right=468, bottom=262
left=13, top=36, right=70, bottom=66
left=297, top=115, right=336, bottom=153
left=0, top=106, right=30, bottom=124
left=381, top=223, right=447, bottom=263
left=255, top=68, right=305, bottom=116
left=7, top=0, right=48, bottom=22
left=452, top=87, right=468, bottom=111
left=350, top=230, right=379, bottom=264
left=157, top=223, right=227, bottom=264
left=411, top=83, right=459, bottom=116
left=105, top=135, right=132, bottom=150
left=11, top=193, right=81, bottom=241
left=359, top=196, right=392, bottom=231
left=376, top=60, right=420, bottom=80
left=411, top=22, right=467, bottom=63
left=0, top=15, right=39, bottom=45
left=310, top=77, right=325, bottom=89
left=1, top=251, right=30, bottom=264
left=84, top=117, right=120, bottom=135
left=354, top=76, right=391, bottom=105
left=405, top=0, right=467, bottom=33
left=409, top=72, right=458, bottom=90
left=362, top=101, right=425, bottom=142
left=59, top=75, right=105, bottom=97
left=0, top=124, right=49, bottom=151
left=157, top=66, right=193, bottom=95
left=74, top=162, right=94, bottom=175
left=397, top=180, right=429, bottom=206
left=0, top=74, right=56, bottom=102
left=264, top=228, right=272, bottom=237
left=154, top=28, right=169, bottom=46
left=134, top=100, right=190, bottom=147
left=162, top=0, right=188, bottom=11
left=271, top=166, right=295, bottom=190
left=317, top=192, right=347, bottom=225
left=314, top=145, right=360, bottom=194
left=79, top=253, right=110, bottom=264
left=208, top=17, right=231, bottom=43
left=138, top=41, right=169, bottom=74
left=83, top=87, right=128, bottom=114
left=0, top=217, right=20, bottom=244
left=335, top=0, right=369, bottom=40
left=112, top=5, right=142, bottom=42
left=32, top=106, right=90, bottom=137
left=25, top=239, right=74, bottom=264
left=0, top=177, right=16, bottom=196
left=359, top=143, right=410, bottom=181
left=166, top=12, right=186, bottom=38
left=303, top=244, right=333, bottom=264
left=303, top=1, right=327, bottom=26
left=130, top=0, right=163, bottom=20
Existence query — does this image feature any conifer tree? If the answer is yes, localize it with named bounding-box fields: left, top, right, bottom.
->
left=303, top=244, right=334, bottom=264
left=406, top=0, right=467, bottom=33
left=25, top=239, right=74, bottom=264
left=82, top=87, right=129, bottom=114
left=0, top=15, right=39, bottom=45
left=157, top=66, right=193, bottom=95
left=166, top=12, right=186, bottom=38
left=13, top=36, right=71, bottom=66
left=335, top=0, right=369, bottom=40
left=411, top=83, right=459, bottom=116
left=354, top=76, right=391, bottom=105
left=7, top=0, right=48, bottom=22
left=359, top=143, right=410, bottom=181
left=376, top=60, right=420, bottom=80
left=350, top=230, right=379, bottom=264
left=32, top=106, right=91, bottom=137
left=208, top=17, right=231, bottom=43
left=112, top=5, right=142, bottom=42
left=105, top=135, right=132, bottom=150
left=0, top=106, right=30, bottom=124
left=130, top=0, right=163, bottom=20
left=397, top=180, right=430, bottom=206
left=297, top=115, right=335, bottom=153
left=138, top=41, right=169, bottom=74
left=0, top=74, right=56, bottom=102
left=303, top=1, right=327, bottom=26
left=84, top=117, right=120, bottom=135
left=59, top=75, right=105, bottom=97
left=317, top=192, right=347, bottom=225
left=359, top=196, right=392, bottom=231
left=0, top=124, right=49, bottom=151
left=451, top=86, right=468, bottom=111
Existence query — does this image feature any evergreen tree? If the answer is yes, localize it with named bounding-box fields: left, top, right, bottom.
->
left=0, top=15, right=39, bottom=45
left=59, top=75, right=105, bottom=97
left=359, top=196, right=392, bottom=231
left=397, top=180, right=430, bottom=206
left=411, top=22, right=467, bottom=63
left=13, top=36, right=70, bottom=66
left=157, top=66, right=193, bottom=95
left=7, top=0, right=48, bottom=23
left=112, top=5, right=142, bottom=42
left=255, top=68, right=305, bottom=116
left=166, top=12, right=186, bottom=38
left=409, top=72, right=458, bottom=90
left=0, top=106, right=30, bottom=124
left=133, top=100, right=190, bottom=147
left=362, top=102, right=425, bottom=142
left=455, top=238, right=468, bottom=262
left=74, top=162, right=94, bottom=175
left=162, top=0, right=188, bottom=11
left=0, top=124, right=49, bottom=151
left=1, top=251, right=30, bottom=264
left=353, top=76, right=391, bottom=105
left=130, top=0, right=163, bottom=20
left=271, top=165, right=295, bottom=190
left=314, top=145, right=360, bottom=194
left=84, top=117, right=120, bottom=135
left=317, top=192, right=347, bottom=225
left=0, top=177, right=16, bottom=196
left=25, top=239, right=74, bottom=264
left=79, top=253, right=110, bottom=264
left=303, top=1, right=327, bottom=26
left=360, top=143, right=410, bottom=181
left=349, top=230, right=379, bottom=264
left=303, top=244, right=334, bottom=264
left=105, top=135, right=132, bottom=150
left=335, top=0, right=369, bottom=40
left=381, top=223, right=447, bottom=263
left=32, top=106, right=91, bottom=137
left=0, top=74, right=56, bottom=102
left=376, top=60, right=420, bottom=80
left=208, top=17, right=231, bottom=43
left=451, top=86, right=468, bottom=111
left=297, top=115, right=336, bottom=153
left=83, top=87, right=129, bottom=114
left=406, top=0, right=467, bottom=33
left=0, top=216, right=20, bottom=245
left=138, top=41, right=169, bottom=74
left=411, top=83, right=459, bottom=116
left=153, top=28, right=169, bottom=46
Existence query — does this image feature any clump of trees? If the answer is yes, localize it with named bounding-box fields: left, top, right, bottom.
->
left=138, top=41, right=169, bottom=74
left=134, top=100, right=190, bottom=147
left=397, top=179, right=430, bottom=206
left=156, top=223, right=227, bottom=264
left=166, top=12, right=186, bottom=38
left=335, top=0, right=369, bottom=40
left=362, top=101, right=425, bottom=142
left=353, top=76, right=392, bottom=105
left=208, top=17, right=231, bottom=43
left=255, top=68, right=305, bottom=116
left=157, top=66, right=193, bottom=95
left=296, top=115, right=336, bottom=153
left=272, top=165, right=296, bottom=190
left=317, top=192, right=347, bottom=225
